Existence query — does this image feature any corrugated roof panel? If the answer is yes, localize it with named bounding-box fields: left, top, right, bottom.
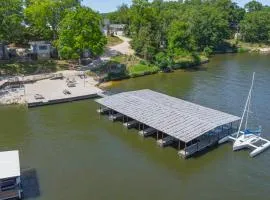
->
left=96, top=89, right=240, bottom=142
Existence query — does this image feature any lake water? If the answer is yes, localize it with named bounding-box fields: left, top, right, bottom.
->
left=0, top=53, right=270, bottom=200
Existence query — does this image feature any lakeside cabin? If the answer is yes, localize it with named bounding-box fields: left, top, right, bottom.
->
left=96, top=89, right=241, bottom=158
left=103, top=20, right=126, bottom=36
left=29, top=41, right=51, bottom=60
left=0, top=150, right=22, bottom=200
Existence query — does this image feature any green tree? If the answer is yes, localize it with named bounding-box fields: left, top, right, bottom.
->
left=244, top=0, right=263, bottom=12
left=57, top=6, right=106, bottom=59
left=240, top=10, right=270, bottom=43
left=107, top=4, right=130, bottom=24
left=129, top=0, right=161, bottom=60
left=187, top=4, right=230, bottom=51
left=167, top=21, right=195, bottom=54
left=0, top=0, right=23, bottom=43
left=25, top=0, right=80, bottom=40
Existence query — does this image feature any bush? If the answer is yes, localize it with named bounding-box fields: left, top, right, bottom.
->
left=154, top=52, right=174, bottom=71
left=237, top=47, right=249, bottom=53
left=203, top=47, right=213, bottom=57
left=139, top=60, right=147, bottom=65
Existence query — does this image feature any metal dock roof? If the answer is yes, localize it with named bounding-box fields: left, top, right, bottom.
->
left=0, top=150, right=20, bottom=179
left=96, top=89, right=240, bottom=142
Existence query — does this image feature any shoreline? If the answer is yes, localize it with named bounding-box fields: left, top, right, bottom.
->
left=97, top=57, right=210, bottom=86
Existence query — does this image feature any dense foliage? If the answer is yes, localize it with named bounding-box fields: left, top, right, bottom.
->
left=0, top=0, right=24, bottom=43
left=0, top=0, right=269, bottom=61
left=105, top=0, right=269, bottom=64
left=240, top=4, right=270, bottom=43
left=0, top=0, right=105, bottom=59
left=57, top=7, right=106, bottom=59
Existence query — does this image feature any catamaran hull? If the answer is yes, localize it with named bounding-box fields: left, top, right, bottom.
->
left=250, top=142, right=270, bottom=157
left=218, top=132, right=237, bottom=144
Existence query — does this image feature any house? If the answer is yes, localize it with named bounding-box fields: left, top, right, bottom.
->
left=109, top=24, right=126, bottom=36
left=0, top=150, right=22, bottom=200
left=29, top=41, right=51, bottom=60
left=103, top=20, right=126, bottom=36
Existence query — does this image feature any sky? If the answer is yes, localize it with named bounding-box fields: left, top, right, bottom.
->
left=82, top=0, right=270, bottom=13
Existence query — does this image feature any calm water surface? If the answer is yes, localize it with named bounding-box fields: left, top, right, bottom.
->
left=1, top=53, right=270, bottom=200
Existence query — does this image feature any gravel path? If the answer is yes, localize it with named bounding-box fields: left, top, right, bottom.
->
left=108, top=36, right=134, bottom=56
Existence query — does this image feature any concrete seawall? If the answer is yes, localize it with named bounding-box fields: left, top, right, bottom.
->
left=28, top=93, right=100, bottom=108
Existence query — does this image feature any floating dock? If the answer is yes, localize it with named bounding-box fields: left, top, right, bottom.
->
left=96, top=89, right=241, bottom=158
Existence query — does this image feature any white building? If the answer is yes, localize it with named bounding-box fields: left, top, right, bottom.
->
left=29, top=41, right=51, bottom=60
left=0, top=150, right=22, bottom=199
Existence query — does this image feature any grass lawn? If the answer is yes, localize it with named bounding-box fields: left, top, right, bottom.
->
left=106, top=36, right=123, bottom=47
left=128, top=64, right=159, bottom=77
left=173, top=54, right=209, bottom=69
left=227, top=39, right=270, bottom=52
left=110, top=54, right=159, bottom=77
left=111, top=55, right=140, bottom=67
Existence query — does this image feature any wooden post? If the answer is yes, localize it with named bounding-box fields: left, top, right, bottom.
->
left=184, top=143, right=187, bottom=157
left=99, top=106, right=101, bottom=119
left=178, top=141, right=180, bottom=150
left=156, top=131, right=159, bottom=140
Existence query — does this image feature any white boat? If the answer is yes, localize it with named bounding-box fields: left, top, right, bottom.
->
left=219, top=72, right=270, bottom=157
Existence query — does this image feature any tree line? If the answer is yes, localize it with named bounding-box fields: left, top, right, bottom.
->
left=1, top=0, right=269, bottom=62
left=0, top=0, right=106, bottom=59
left=106, top=0, right=270, bottom=65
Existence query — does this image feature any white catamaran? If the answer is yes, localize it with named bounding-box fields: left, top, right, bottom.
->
left=219, top=72, right=270, bottom=157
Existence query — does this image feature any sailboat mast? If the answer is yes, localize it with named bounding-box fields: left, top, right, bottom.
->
left=245, top=89, right=252, bottom=130
left=236, top=72, right=255, bottom=137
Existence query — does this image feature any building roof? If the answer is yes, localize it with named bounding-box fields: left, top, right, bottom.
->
left=0, top=150, right=20, bottom=179
left=109, top=24, right=126, bottom=29
left=96, top=89, right=240, bottom=142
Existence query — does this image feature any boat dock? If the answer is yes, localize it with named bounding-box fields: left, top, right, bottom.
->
left=139, top=127, right=156, bottom=137
left=0, top=151, right=22, bottom=200
left=96, top=89, right=240, bottom=158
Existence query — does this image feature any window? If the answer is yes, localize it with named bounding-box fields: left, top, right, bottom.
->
left=39, top=45, right=48, bottom=50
